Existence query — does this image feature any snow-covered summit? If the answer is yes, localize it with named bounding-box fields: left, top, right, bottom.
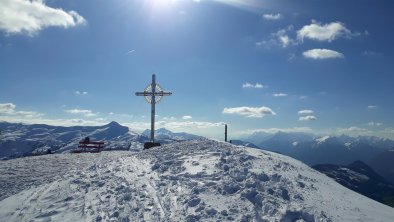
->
left=0, top=140, right=393, bottom=221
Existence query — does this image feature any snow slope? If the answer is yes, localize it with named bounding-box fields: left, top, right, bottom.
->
left=0, top=140, right=393, bottom=221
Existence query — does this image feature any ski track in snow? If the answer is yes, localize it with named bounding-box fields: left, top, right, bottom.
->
left=0, top=140, right=393, bottom=222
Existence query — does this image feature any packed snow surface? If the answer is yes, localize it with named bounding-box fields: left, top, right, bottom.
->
left=0, top=140, right=393, bottom=221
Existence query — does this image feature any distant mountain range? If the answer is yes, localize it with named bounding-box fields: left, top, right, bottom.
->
left=313, top=161, right=394, bottom=207
left=0, top=121, right=203, bottom=159
left=243, top=131, right=394, bottom=165
left=142, top=128, right=204, bottom=142
left=227, top=140, right=260, bottom=149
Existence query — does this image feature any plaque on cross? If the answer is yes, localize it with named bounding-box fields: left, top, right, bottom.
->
left=135, top=74, right=172, bottom=149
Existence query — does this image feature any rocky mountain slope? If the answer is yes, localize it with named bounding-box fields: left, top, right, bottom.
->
left=313, top=160, right=394, bottom=207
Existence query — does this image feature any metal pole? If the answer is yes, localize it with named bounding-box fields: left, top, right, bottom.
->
left=151, top=74, right=156, bottom=143
left=225, top=124, right=228, bottom=142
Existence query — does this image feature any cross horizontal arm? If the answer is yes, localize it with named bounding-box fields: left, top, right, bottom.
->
left=135, top=91, right=172, bottom=96
left=157, top=92, right=172, bottom=96
left=135, top=92, right=149, bottom=96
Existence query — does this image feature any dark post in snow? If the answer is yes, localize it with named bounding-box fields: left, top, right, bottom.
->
left=225, top=124, right=228, bottom=142
left=135, top=74, right=172, bottom=149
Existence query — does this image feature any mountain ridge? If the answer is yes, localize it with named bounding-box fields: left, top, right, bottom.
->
left=241, top=131, right=394, bottom=165
left=0, top=121, right=202, bottom=159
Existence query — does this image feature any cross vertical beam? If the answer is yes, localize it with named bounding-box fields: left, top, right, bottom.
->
left=225, top=124, right=228, bottom=142
left=151, top=74, right=156, bottom=143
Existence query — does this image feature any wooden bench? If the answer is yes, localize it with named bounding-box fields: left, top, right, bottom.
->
left=74, top=140, right=105, bottom=153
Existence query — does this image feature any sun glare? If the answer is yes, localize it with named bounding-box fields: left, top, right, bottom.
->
left=151, top=0, right=176, bottom=9
left=213, top=0, right=264, bottom=10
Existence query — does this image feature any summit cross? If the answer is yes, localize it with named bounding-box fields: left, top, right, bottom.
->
left=135, top=74, right=172, bottom=148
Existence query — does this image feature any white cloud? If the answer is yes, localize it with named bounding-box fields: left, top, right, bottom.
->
left=0, top=112, right=222, bottom=133
left=0, top=102, right=42, bottom=118
left=297, top=20, right=356, bottom=42
left=274, top=26, right=296, bottom=48
left=241, top=127, right=312, bottom=135
left=0, top=0, right=86, bottom=36
left=0, top=103, right=79, bottom=125
left=256, top=25, right=296, bottom=48
left=125, top=49, right=136, bottom=55
left=303, top=49, right=344, bottom=59
left=379, top=128, right=394, bottom=138
left=298, top=110, right=314, bottom=115
left=299, top=115, right=317, bottom=121
left=257, top=21, right=358, bottom=50
left=182, top=115, right=192, bottom=120
left=75, top=91, right=88, bottom=95
left=162, top=116, right=176, bottom=121
left=299, top=96, right=307, bottom=99
left=242, top=82, right=264, bottom=89
left=367, top=105, right=377, bottom=109
left=363, top=51, right=381, bottom=56
left=159, top=121, right=224, bottom=130
left=223, top=106, right=276, bottom=118
left=288, top=53, right=296, bottom=61
left=279, top=35, right=291, bottom=47
left=337, top=126, right=369, bottom=134
left=273, top=93, right=287, bottom=97
left=367, top=121, right=382, bottom=126
left=255, top=41, right=263, bottom=47
left=0, top=116, right=106, bottom=126
left=262, top=13, right=282, bottom=20
left=0, top=103, right=16, bottom=114
left=65, top=109, right=97, bottom=117
left=14, top=111, right=42, bottom=118
left=124, top=120, right=224, bottom=132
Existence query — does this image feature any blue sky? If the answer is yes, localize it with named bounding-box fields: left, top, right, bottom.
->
left=1, top=0, right=394, bottom=139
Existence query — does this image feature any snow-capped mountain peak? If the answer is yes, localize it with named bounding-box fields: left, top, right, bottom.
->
left=315, top=135, right=331, bottom=144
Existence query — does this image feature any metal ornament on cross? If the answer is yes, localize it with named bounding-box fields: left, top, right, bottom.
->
left=135, top=74, right=172, bottom=148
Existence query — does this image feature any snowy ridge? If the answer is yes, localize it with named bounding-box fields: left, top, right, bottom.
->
left=0, top=121, right=143, bottom=158
left=0, top=140, right=393, bottom=221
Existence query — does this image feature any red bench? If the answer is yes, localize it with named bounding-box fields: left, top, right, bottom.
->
left=74, top=139, right=105, bottom=153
